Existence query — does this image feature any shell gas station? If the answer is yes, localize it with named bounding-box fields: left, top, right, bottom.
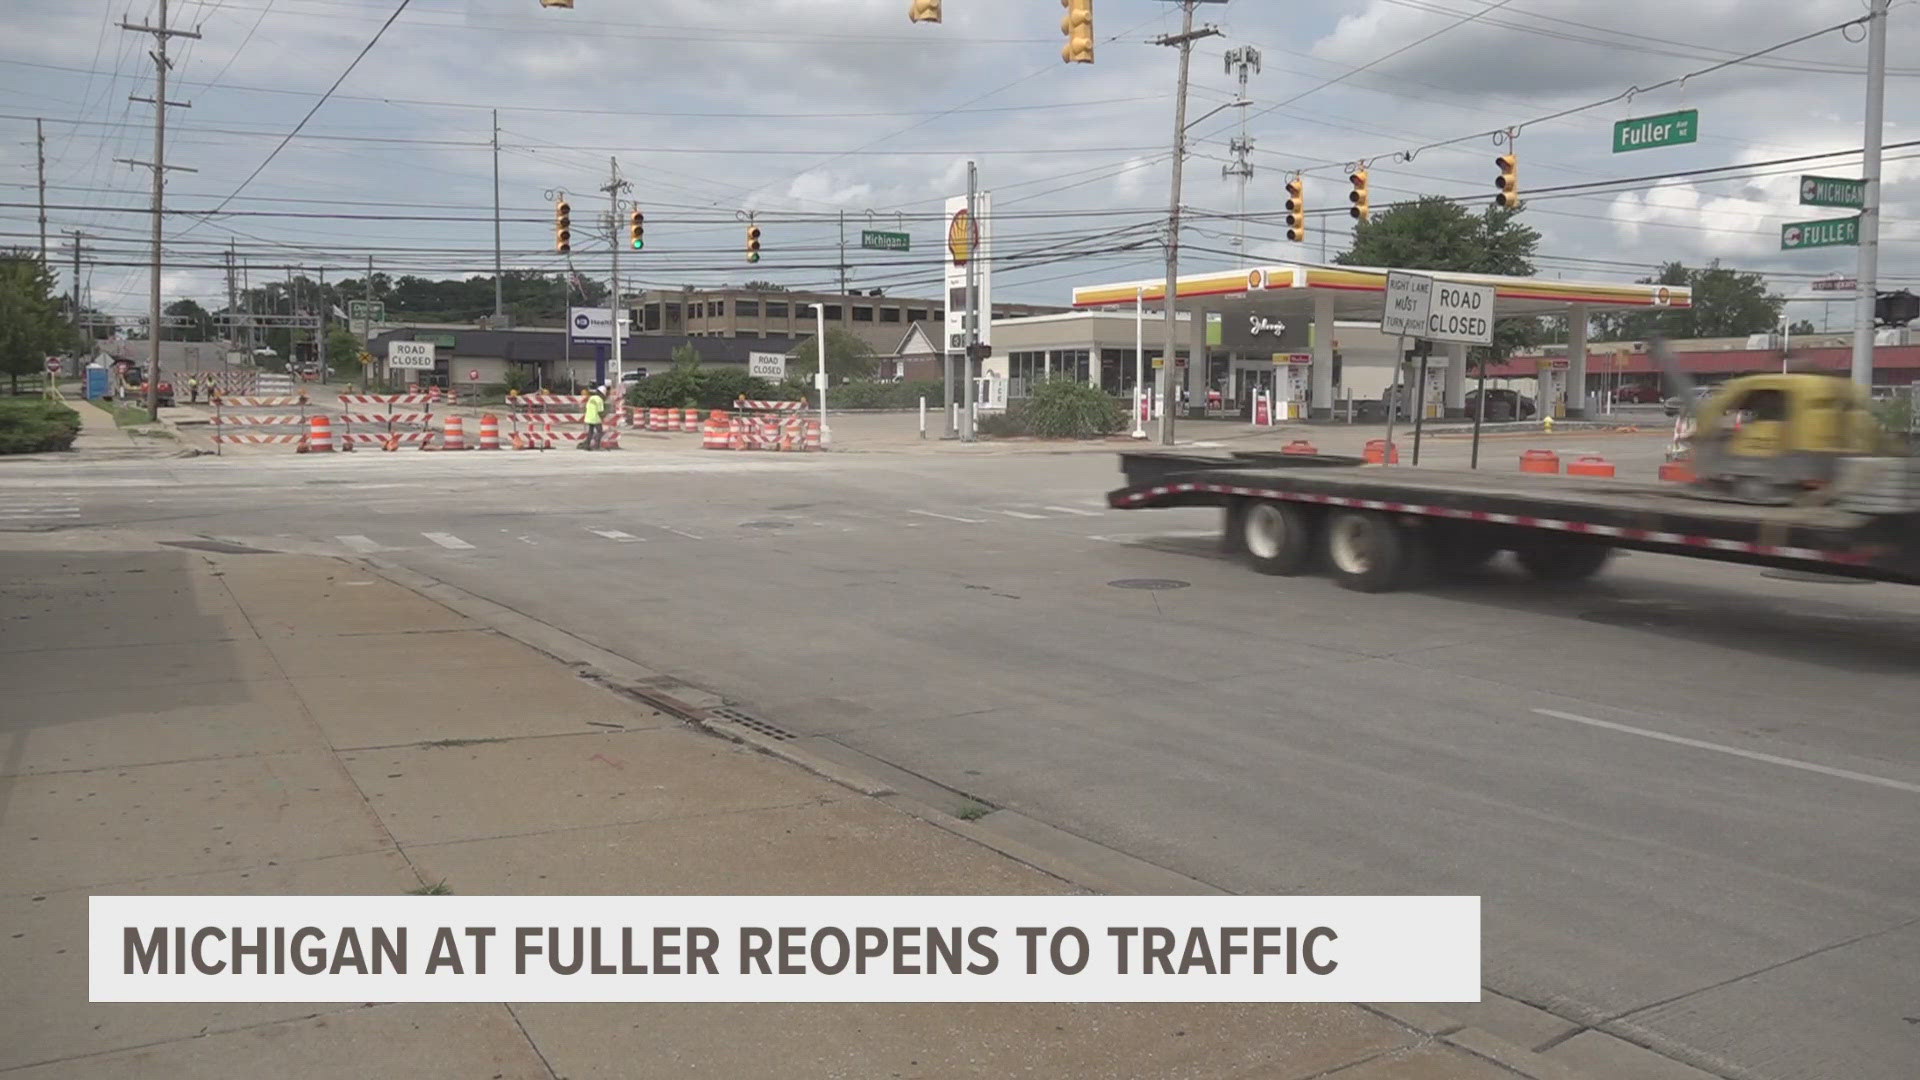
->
left=1067, top=264, right=1693, bottom=420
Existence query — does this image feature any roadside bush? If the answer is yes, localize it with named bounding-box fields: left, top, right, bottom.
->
left=625, top=368, right=803, bottom=410
left=821, top=379, right=945, bottom=409
left=1871, top=394, right=1913, bottom=439
left=0, top=399, right=80, bottom=454
left=974, top=406, right=1028, bottom=438
left=1017, top=378, right=1126, bottom=438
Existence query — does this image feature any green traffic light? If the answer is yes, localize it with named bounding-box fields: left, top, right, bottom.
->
left=632, top=239, right=644, bottom=250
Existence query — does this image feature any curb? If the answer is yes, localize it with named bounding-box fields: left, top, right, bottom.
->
left=354, top=554, right=1614, bottom=1080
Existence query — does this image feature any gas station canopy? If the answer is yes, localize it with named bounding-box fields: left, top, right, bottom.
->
left=1070, top=264, right=1692, bottom=321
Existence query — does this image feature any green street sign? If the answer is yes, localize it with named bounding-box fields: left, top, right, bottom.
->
left=1781, top=216, right=1860, bottom=251
left=347, top=300, right=386, bottom=322
left=1612, top=109, right=1699, bottom=153
left=860, top=229, right=910, bottom=252
left=1800, top=174, right=1865, bottom=209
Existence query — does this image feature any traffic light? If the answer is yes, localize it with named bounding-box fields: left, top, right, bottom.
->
left=629, top=209, right=645, bottom=251
left=554, top=199, right=571, bottom=253
left=746, top=224, right=762, bottom=264
left=908, top=0, right=941, bottom=23
left=1061, top=0, right=1094, bottom=64
left=1875, top=289, right=1920, bottom=327
left=1348, top=169, right=1369, bottom=222
left=1495, top=153, right=1519, bottom=208
left=1284, top=177, right=1306, bottom=243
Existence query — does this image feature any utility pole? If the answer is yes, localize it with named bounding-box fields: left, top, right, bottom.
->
left=1153, top=2, right=1221, bottom=446
left=491, top=109, right=504, bottom=327
left=318, top=266, right=329, bottom=384
left=962, top=161, right=978, bottom=443
left=838, top=210, right=848, bottom=295
left=1221, top=47, right=1260, bottom=260
left=1852, top=0, right=1890, bottom=388
left=118, top=0, right=200, bottom=421
left=36, top=119, right=48, bottom=262
left=66, top=230, right=84, bottom=349
left=364, top=254, right=375, bottom=386
left=224, top=240, right=236, bottom=354
left=601, top=157, right=631, bottom=388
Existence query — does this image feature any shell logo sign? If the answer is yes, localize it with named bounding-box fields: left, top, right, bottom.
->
left=1247, top=269, right=1266, bottom=290
left=947, top=209, right=977, bottom=266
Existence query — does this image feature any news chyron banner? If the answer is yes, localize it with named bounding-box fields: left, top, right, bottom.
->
left=93, top=896, right=1479, bottom=1003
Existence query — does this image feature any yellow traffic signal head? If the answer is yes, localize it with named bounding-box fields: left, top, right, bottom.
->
left=1284, top=177, right=1305, bottom=241
left=909, top=0, right=942, bottom=24
left=1494, top=153, right=1519, bottom=208
left=1060, top=0, right=1094, bottom=64
left=629, top=209, right=645, bottom=250
left=1348, top=170, right=1369, bottom=221
left=746, top=224, right=762, bottom=264
left=555, top=199, right=571, bottom=253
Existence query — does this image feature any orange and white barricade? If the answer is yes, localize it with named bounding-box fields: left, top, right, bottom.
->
left=210, top=393, right=309, bottom=453
left=506, top=392, right=621, bottom=449
left=725, top=398, right=818, bottom=451
left=702, top=414, right=731, bottom=450
left=337, top=393, right=439, bottom=449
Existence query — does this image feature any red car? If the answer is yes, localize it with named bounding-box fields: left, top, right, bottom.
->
left=1613, top=384, right=1664, bottom=404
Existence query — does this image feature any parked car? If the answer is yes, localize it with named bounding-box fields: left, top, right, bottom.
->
left=1464, top=388, right=1536, bottom=421
left=1614, top=383, right=1664, bottom=404
left=1663, top=385, right=1717, bottom=416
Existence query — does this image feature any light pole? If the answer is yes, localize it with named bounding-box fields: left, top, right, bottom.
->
left=1132, top=286, right=1146, bottom=439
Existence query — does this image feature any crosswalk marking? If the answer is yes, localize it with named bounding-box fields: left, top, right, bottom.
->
left=1045, top=505, right=1103, bottom=517
left=336, top=534, right=382, bottom=553
left=0, top=506, right=80, bottom=517
left=908, top=509, right=985, bottom=524
left=589, top=529, right=643, bottom=543
left=995, top=509, right=1048, bottom=520
left=421, top=532, right=475, bottom=550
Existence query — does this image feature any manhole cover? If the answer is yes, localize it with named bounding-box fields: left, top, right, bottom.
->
left=1761, top=569, right=1871, bottom=585
left=159, top=539, right=277, bottom=554
left=739, top=520, right=794, bottom=530
left=1108, top=578, right=1191, bottom=590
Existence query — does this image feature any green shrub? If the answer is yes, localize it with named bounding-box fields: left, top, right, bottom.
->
left=1871, top=393, right=1913, bottom=437
left=1017, top=378, right=1126, bottom=439
left=625, top=369, right=803, bottom=410
left=0, top=399, right=80, bottom=454
left=823, top=379, right=945, bottom=409
left=974, top=407, right=1028, bottom=437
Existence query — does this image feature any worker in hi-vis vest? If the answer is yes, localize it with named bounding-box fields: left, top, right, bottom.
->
left=581, top=384, right=607, bottom=450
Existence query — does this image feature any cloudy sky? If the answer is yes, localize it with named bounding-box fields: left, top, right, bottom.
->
left=4, top=0, right=1917, bottom=327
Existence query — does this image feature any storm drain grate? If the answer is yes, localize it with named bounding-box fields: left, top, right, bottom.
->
left=1107, top=578, right=1191, bottom=590
left=708, top=705, right=799, bottom=742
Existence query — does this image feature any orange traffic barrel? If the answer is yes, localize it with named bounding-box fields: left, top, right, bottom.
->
left=682, top=407, right=701, bottom=432
left=804, top=419, right=822, bottom=452
left=702, top=418, right=730, bottom=450
left=1566, top=454, right=1615, bottom=478
left=307, top=414, right=335, bottom=453
left=1363, top=439, right=1399, bottom=464
left=649, top=407, right=669, bottom=432
left=1658, top=459, right=1696, bottom=483
left=727, top=417, right=747, bottom=451
left=1519, top=449, right=1560, bottom=474
left=477, top=414, right=501, bottom=450
left=1281, top=439, right=1318, bottom=455
left=442, top=414, right=466, bottom=450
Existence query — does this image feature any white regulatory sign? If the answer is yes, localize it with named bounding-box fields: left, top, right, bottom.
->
left=1380, top=271, right=1433, bottom=337
left=386, top=340, right=436, bottom=370
left=1425, top=282, right=1495, bottom=346
left=747, top=351, right=787, bottom=380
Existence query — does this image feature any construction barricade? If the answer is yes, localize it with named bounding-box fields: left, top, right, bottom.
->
left=210, top=393, right=311, bottom=453
left=337, top=393, right=440, bottom=450
left=505, top=392, right=621, bottom=450
left=718, top=399, right=818, bottom=453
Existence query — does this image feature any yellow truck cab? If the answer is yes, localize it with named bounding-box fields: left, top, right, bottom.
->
left=1691, top=373, right=1893, bottom=498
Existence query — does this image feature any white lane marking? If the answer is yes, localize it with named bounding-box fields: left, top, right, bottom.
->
left=1045, top=505, right=1104, bottom=516
left=996, top=509, right=1048, bottom=520
left=0, top=507, right=80, bottom=516
left=645, top=524, right=703, bottom=540
left=335, top=534, right=382, bottom=553
left=908, top=509, right=986, bottom=524
left=589, top=529, right=643, bottom=543
left=421, top=532, right=475, bottom=550
left=1533, top=708, right=1920, bottom=795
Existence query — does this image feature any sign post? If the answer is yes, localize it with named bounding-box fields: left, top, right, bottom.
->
left=1612, top=109, right=1699, bottom=153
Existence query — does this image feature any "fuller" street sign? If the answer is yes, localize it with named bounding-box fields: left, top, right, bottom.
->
left=1781, top=217, right=1860, bottom=251
left=1612, top=109, right=1699, bottom=153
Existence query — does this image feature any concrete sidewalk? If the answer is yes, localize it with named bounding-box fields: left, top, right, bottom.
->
left=0, top=544, right=1584, bottom=1079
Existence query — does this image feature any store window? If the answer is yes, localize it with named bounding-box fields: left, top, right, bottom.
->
left=880, top=308, right=901, bottom=323
left=736, top=301, right=759, bottom=317
left=852, top=306, right=874, bottom=323
left=766, top=301, right=788, bottom=318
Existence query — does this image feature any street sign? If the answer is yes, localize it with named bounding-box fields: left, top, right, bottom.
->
left=860, top=229, right=910, bottom=252
left=347, top=300, right=386, bottom=322
left=1800, top=175, right=1864, bottom=209
left=1781, top=217, right=1860, bottom=251
left=1812, top=276, right=1858, bottom=291
left=1426, top=281, right=1495, bottom=345
left=386, top=340, right=435, bottom=370
left=467, top=369, right=480, bottom=382
left=748, top=351, right=787, bottom=380
left=1612, top=109, right=1698, bottom=153
left=1380, top=271, right=1433, bottom=337
left=44, top=357, right=61, bottom=375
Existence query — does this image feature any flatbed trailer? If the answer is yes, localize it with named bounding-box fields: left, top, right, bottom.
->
left=1107, top=451, right=1920, bottom=592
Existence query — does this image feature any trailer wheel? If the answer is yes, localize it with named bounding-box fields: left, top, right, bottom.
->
left=1514, top=536, right=1614, bottom=583
left=1242, top=500, right=1316, bottom=576
left=1325, top=511, right=1409, bottom=593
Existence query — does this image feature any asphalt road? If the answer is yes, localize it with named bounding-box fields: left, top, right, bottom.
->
left=5, top=441, right=1916, bottom=1080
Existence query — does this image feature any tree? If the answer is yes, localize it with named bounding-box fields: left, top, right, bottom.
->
left=0, top=252, right=72, bottom=393
left=793, top=327, right=876, bottom=381
left=1336, top=197, right=1543, bottom=360
left=671, top=342, right=701, bottom=370
left=164, top=298, right=214, bottom=341
left=1593, top=261, right=1783, bottom=340
left=739, top=280, right=788, bottom=292
left=1789, top=319, right=1816, bottom=335
left=325, top=328, right=360, bottom=377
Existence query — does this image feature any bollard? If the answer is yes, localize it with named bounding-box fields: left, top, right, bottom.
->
left=477, top=414, right=502, bottom=450
left=442, top=415, right=466, bottom=450
left=307, top=414, right=335, bottom=453
left=1519, top=449, right=1560, bottom=474
left=1566, top=454, right=1615, bottom=478
left=1362, top=438, right=1399, bottom=464
left=1281, top=439, right=1318, bottom=455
